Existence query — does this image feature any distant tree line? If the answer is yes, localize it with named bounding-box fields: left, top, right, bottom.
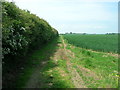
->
left=105, top=33, right=118, bottom=35
left=65, top=32, right=87, bottom=35
left=64, top=32, right=118, bottom=35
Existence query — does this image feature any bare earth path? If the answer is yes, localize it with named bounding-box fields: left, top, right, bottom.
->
left=61, top=36, right=86, bottom=88
left=25, top=61, right=48, bottom=88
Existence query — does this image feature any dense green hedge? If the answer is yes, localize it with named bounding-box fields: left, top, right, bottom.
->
left=2, top=2, right=58, bottom=60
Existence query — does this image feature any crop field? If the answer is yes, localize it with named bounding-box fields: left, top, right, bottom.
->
left=63, top=34, right=118, bottom=53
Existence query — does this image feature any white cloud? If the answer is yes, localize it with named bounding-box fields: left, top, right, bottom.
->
left=10, top=0, right=118, bottom=34
left=35, top=2, right=116, bottom=22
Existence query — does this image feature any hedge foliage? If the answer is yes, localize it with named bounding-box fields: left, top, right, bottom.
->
left=2, top=2, right=58, bottom=59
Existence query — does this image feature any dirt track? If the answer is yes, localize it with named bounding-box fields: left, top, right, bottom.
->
left=24, top=36, right=100, bottom=88
left=61, top=36, right=86, bottom=88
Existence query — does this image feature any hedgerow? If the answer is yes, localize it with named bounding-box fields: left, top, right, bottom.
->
left=2, top=1, right=58, bottom=61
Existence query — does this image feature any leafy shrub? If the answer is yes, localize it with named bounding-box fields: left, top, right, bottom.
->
left=2, top=2, right=58, bottom=62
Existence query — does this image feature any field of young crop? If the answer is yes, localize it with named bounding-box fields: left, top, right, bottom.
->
left=63, top=34, right=118, bottom=53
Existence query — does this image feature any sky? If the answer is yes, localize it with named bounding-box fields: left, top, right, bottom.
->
left=8, top=0, right=119, bottom=34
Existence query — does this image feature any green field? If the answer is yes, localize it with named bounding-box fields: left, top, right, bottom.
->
left=63, top=34, right=118, bottom=53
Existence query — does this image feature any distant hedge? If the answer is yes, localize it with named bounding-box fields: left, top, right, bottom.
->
left=2, top=2, right=58, bottom=60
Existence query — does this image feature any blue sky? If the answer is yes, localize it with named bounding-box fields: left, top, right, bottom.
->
left=9, top=0, right=118, bottom=34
